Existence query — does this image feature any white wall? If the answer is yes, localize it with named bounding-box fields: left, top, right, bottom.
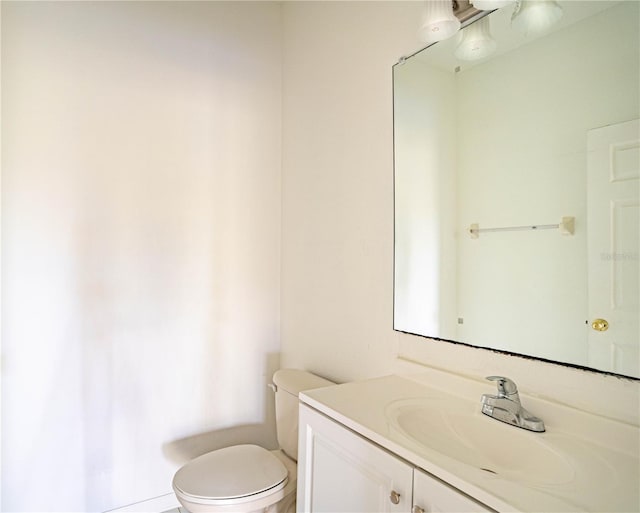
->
left=280, top=1, right=639, bottom=426
left=281, top=1, right=423, bottom=382
left=1, top=2, right=282, bottom=511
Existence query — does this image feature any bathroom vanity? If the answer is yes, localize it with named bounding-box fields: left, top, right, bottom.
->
left=297, top=371, right=639, bottom=512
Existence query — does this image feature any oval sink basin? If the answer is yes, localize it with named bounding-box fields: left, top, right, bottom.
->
left=386, top=397, right=575, bottom=486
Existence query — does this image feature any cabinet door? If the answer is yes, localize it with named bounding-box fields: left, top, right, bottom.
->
left=413, top=468, right=495, bottom=513
left=298, top=404, right=413, bottom=513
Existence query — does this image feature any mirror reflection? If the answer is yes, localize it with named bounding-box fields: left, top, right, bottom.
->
left=393, top=1, right=639, bottom=378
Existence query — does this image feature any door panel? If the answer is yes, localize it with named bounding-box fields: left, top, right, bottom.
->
left=587, top=119, right=640, bottom=376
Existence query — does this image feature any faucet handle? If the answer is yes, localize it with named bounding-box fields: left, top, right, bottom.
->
left=486, top=376, right=519, bottom=398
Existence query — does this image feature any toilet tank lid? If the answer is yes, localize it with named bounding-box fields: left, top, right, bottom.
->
left=273, top=369, right=334, bottom=395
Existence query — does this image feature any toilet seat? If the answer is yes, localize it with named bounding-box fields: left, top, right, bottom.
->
left=173, top=444, right=289, bottom=507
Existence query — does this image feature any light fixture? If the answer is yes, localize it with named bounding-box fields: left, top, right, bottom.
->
left=471, top=0, right=515, bottom=10
left=511, top=0, right=563, bottom=37
left=418, top=0, right=461, bottom=44
left=454, top=17, right=497, bottom=61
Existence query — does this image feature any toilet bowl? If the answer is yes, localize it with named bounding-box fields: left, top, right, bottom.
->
left=173, top=445, right=296, bottom=513
left=172, top=370, right=333, bottom=513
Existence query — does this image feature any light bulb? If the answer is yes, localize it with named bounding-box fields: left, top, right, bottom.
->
left=418, top=0, right=461, bottom=44
left=511, top=0, right=563, bottom=37
left=455, top=17, right=497, bottom=61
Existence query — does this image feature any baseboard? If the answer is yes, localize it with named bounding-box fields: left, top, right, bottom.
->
left=104, top=492, right=180, bottom=513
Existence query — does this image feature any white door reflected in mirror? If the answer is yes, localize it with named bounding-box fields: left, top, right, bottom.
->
left=587, top=119, right=640, bottom=377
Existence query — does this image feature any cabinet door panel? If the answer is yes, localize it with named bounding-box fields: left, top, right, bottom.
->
left=413, top=468, right=495, bottom=513
left=298, top=404, right=413, bottom=513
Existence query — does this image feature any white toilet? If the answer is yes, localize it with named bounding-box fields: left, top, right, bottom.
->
left=172, top=369, right=333, bottom=513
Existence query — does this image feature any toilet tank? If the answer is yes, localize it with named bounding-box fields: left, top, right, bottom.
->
left=272, top=369, right=334, bottom=461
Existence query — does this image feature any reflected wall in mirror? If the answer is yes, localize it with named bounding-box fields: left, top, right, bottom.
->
left=393, top=1, right=639, bottom=378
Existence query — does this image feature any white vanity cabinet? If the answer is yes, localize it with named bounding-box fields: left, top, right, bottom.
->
left=297, top=403, right=494, bottom=513
left=297, top=403, right=413, bottom=512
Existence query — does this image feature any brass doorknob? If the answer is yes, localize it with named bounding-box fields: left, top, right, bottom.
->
left=389, top=490, right=401, bottom=505
left=591, top=319, right=609, bottom=332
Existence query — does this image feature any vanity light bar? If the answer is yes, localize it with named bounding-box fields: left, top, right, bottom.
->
left=469, top=216, right=575, bottom=238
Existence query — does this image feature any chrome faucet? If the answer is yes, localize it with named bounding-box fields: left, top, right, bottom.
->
left=481, top=376, right=545, bottom=432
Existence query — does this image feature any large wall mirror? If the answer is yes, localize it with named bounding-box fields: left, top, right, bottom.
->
left=393, top=0, right=639, bottom=379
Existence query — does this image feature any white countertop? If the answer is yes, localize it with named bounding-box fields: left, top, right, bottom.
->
left=300, top=373, right=639, bottom=513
